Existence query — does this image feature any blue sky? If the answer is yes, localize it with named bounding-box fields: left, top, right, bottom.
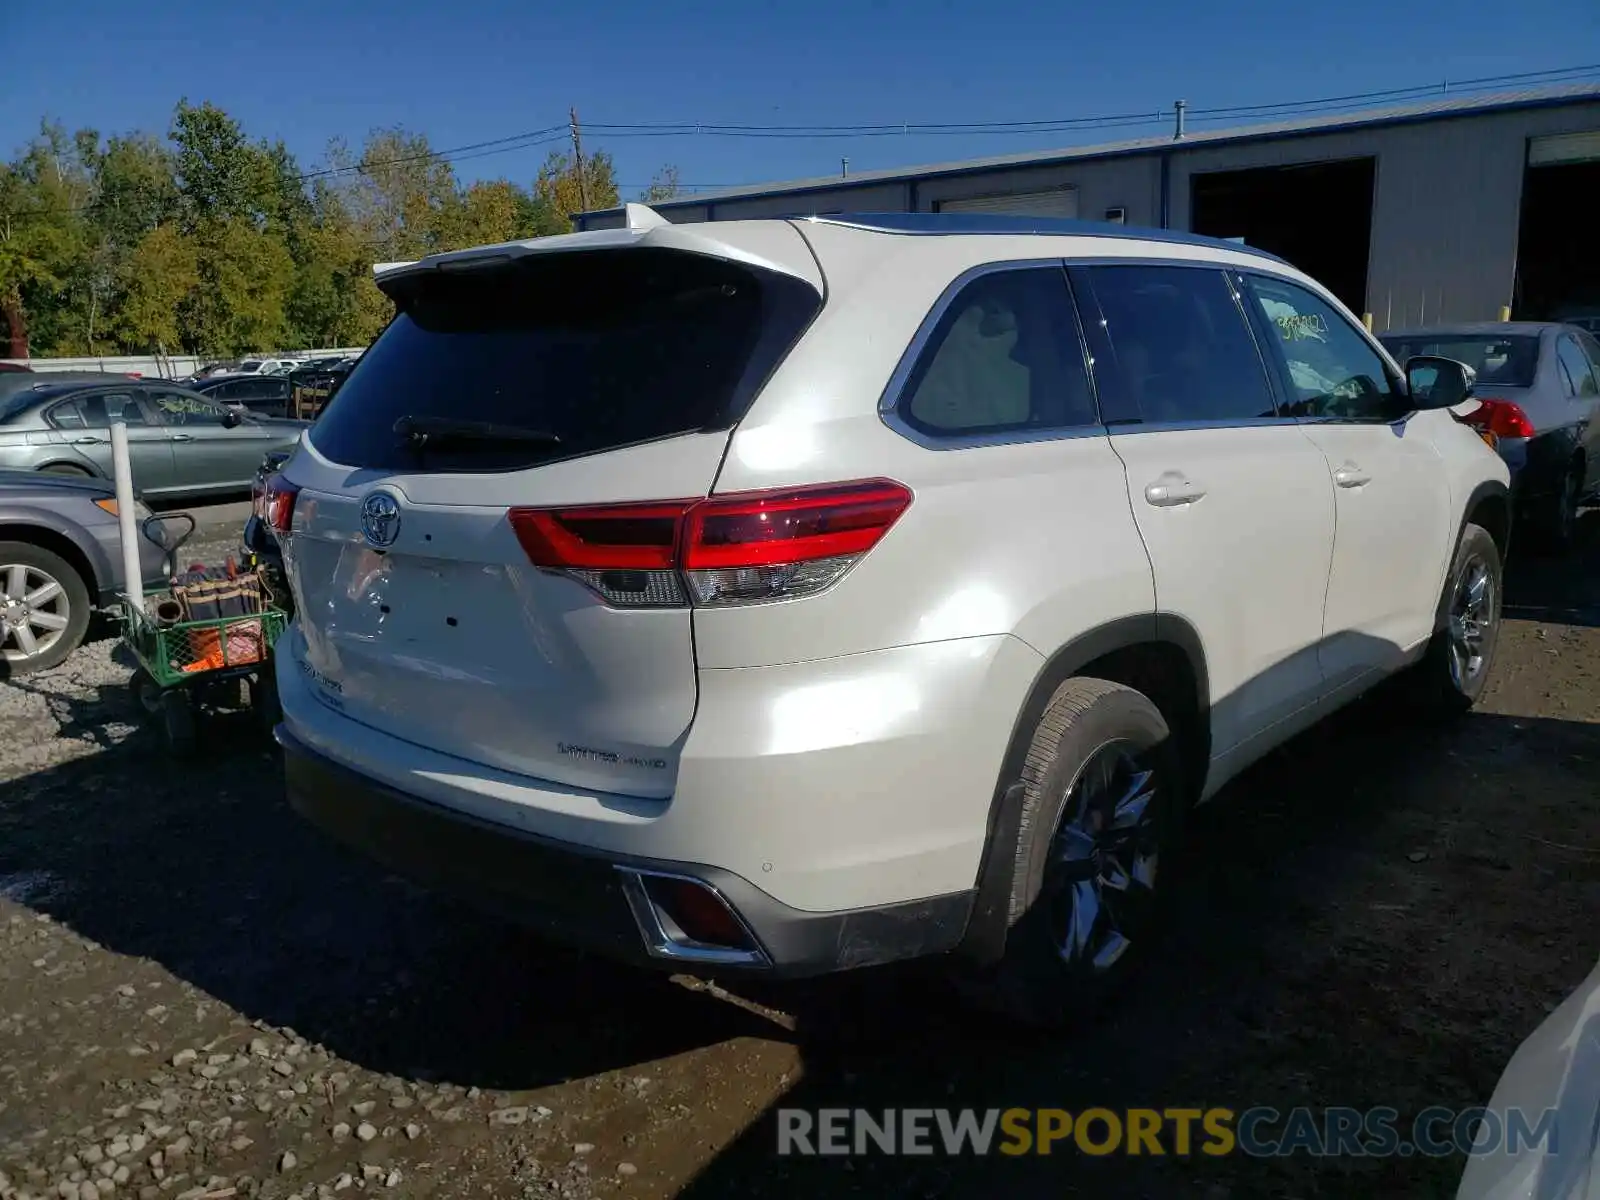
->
left=3, top=0, right=1597, bottom=199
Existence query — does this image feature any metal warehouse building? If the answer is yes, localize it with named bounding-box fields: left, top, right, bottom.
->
left=575, top=84, right=1600, bottom=332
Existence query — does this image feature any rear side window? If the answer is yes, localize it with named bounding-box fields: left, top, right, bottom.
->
left=1556, top=335, right=1598, bottom=397
left=897, top=267, right=1097, bottom=437
left=1083, top=265, right=1276, bottom=424
left=311, top=248, right=822, bottom=472
left=1378, top=333, right=1539, bottom=390
left=50, top=392, right=148, bottom=429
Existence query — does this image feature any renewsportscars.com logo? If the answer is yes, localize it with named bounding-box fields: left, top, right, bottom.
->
left=776, top=1106, right=1561, bottom=1159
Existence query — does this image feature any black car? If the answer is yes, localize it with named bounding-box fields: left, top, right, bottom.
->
left=191, top=373, right=294, bottom=419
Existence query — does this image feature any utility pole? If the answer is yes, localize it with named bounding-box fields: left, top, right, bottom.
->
left=569, top=107, right=591, bottom=211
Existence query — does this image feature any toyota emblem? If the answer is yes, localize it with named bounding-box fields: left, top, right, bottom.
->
left=361, top=491, right=401, bottom=548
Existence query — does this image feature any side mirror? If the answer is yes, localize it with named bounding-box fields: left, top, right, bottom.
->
left=1406, top=355, right=1476, bottom=410
left=221, top=407, right=244, bottom=428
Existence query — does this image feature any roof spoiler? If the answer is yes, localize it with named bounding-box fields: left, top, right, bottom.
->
left=372, top=261, right=418, bottom=279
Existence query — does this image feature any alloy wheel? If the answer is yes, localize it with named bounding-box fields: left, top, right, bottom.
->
left=1044, top=741, right=1161, bottom=974
left=0, top=562, right=73, bottom=664
left=1447, top=555, right=1495, bottom=691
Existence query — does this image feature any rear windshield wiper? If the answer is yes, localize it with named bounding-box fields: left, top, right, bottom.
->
left=393, top=415, right=562, bottom=452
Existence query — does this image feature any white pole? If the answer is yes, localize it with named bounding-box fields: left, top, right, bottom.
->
left=110, top=421, right=145, bottom=613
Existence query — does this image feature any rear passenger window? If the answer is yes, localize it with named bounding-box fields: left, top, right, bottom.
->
left=898, top=267, right=1096, bottom=437
left=1557, top=336, right=1598, bottom=397
left=1084, top=265, right=1276, bottom=424
left=50, top=392, right=147, bottom=429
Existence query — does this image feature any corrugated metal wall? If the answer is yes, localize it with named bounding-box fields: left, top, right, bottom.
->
left=583, top=99, right=1600, bottom=330
left=1169, top=101, right=1600, bottom=329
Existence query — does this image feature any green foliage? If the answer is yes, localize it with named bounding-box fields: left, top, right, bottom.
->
left=0, top=102, right=678, bottom=358
left=639, top=166, right=683, bottom=204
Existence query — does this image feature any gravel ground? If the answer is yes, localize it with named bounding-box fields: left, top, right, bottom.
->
left=1, top=517, right=1597, bottom=1200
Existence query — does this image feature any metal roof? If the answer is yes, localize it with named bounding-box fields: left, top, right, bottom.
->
left=808, top=213, right=1289, bottom=262
left=581, top=82, right=1600, bottom=219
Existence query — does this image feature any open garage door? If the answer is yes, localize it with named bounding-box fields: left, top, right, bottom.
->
left=937, top=188, right=1078, bottom=218
left=1190, top=158, right=1376, bottom=316
left=1513, top=132, right=1600, bottom=325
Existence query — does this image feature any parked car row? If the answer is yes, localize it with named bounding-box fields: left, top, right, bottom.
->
left=0, top=375, right=307, bottom=499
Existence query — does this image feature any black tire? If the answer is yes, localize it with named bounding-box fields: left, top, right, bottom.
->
left=160, top=689, right=198, bottom=758
left=39, top=463, right=91, bottom=477
left=1409, top=522, right=1503, bottom=715
left=1531, top=461, right=1583, bottom=557
left=252, top=667, right=281, bottom=736
left=955, top=677, right=1181, bottom=1029
left=128, top=667, right=163, bottom=715
left=0, top=540, right=92, bottom=678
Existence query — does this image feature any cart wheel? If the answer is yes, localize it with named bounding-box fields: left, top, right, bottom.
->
left=252, top=669, right=282, bottom=736
left=160, top=689, right=198, bottom=758
left=128, top=668, right=162, bottom=716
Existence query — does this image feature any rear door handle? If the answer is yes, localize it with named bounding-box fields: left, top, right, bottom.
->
left=73, top=436, right=104, bottom=445
left=1333, top=462, right=1371, bottom=488
left=1143, top=472, right=1206, bottom=507
left=170, top=433, right=195, bottom=443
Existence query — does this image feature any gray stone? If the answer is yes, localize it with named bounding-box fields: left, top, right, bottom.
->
left=402, top=1125, right=421, bottom=1142
left=329, top=1125, right=350, bottom=1142
left=271, top=1063, right=294, bottom=1078
left=383, top=1172, right=401, bottom=1190
left=170, top=1051, right=197, bottom=1069
left=354, top=1124, right=376, bottom=1143
left=572, top=1145, right=593, bottom=1156
left=277, top=1153, right=296, bottom=1175
left=617, top=1163, right=637, bottom=1177
left=489, top=1108, right=528, bottom=1127
left=76, top=1183, right=97, bottom=1200
left=348, top=1103, right=374, bottom=1119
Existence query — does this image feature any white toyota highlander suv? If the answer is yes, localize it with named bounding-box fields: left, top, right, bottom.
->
left=269, top=208, right=1510, bottom=1022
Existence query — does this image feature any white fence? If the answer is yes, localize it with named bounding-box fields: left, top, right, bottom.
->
left=0, top=349, right=367, bottom=379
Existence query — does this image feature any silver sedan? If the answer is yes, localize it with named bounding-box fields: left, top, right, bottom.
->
left=0, top=469, right=173, bottom=676
left=0, top=376, right=308, bottom=500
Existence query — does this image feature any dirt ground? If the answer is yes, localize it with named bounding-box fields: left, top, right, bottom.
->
left=1, top=517, right=1597, bottom=1200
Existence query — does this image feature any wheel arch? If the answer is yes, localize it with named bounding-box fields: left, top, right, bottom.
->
left=956, top=613, right=1211, bottom=964
left=35, top=459, right=103, bottom=479
left=0, top=522, right=102, bottom=605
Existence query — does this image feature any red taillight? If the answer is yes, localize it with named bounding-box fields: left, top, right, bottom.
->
left=508, top=479, right=912, bottom=608
left=1461, top=397, right=1536, bottom=440
left=510, top=501, right=694, bottom=570
left=682, top=480, right=912, bottom=569
left=263, top=476, right=301, bottom=534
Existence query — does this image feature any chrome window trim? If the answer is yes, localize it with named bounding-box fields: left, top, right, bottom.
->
left=1105, top=415, right=1305, bottom=435
left=877, top=258, right=1106, bottom=451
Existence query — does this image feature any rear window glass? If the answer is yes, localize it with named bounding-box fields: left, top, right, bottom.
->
left=1378, top=334, right=1540, bottom=389
left=311, top=248, right=821, bottom=472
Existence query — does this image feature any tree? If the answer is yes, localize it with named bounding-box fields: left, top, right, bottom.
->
left=115, top=223, right=197, bottom=351
left=171, top=100, right=278, bottom=229
left=639, top=166, right=682, bottom=204
left=535, top=148, right=619, bottom=221
left=183, top=219, right=293, bottom=355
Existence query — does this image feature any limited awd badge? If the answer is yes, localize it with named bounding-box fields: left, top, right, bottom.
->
left=361, top=491, right=401, bottom=548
